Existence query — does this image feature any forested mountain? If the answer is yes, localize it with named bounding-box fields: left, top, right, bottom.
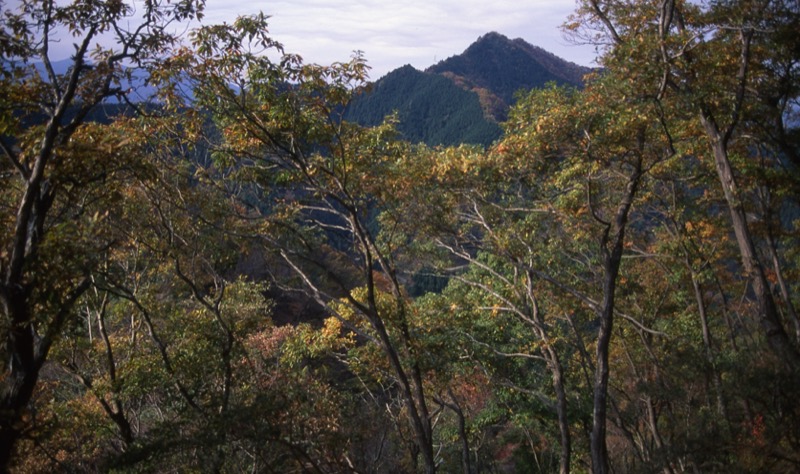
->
left=427, top=32, right=591, bottom=119
left=344, top=64, right=502, bottom=147
left=345, top=33, right=592, bottom=146
left=3, top=2, right=800, bottom=474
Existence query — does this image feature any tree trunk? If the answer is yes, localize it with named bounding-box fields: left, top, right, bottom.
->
left=700, top=117, right=800, bottom=370
left=590, top=273, right=615, bottom=474
left=590, top=158, right=642, bottom=474
left=0, top=303, right=39, bottom=469
left=689, top=262, right=730, bottom=423
left=436, top=390, right=472, bottom=474
left=370, top=314, right=436, bottom=473
left=766, top=228, right=800, bottom=344
left=548, top=346, right=572, bottom=474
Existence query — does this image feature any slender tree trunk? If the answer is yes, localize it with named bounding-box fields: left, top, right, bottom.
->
left=96, top=294, right=134, bottom=445
left=766, top=228, right=800, bottom=344
left=644, top=395, right=674, bottom=474
left=700, top=117, right=800, bottom=370
left=590, top=158, right=643, bottom=474
left=528, top=271, right=571, bottom=474
left=455, top=403, right=471, bottom=474
left=547, top=345, right=572, bottom=474
left=371, top=314, right=436, bottom=473
left=590, top=270, right=615, bottom=474
left=685, top=254, right=729, bottom=423
left=436, top=390, right=472, bottom=474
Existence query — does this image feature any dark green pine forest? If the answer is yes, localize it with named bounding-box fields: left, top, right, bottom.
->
left=344, top=64, right=502, bottom=147
left=2, top=1, right=800, bottom=473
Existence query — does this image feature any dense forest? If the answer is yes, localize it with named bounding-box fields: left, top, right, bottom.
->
left=344, top=32, right=593, bottom=148
left=1, top=0, right=799, bottom=473
left=344, top=64, right=503, bottom=147
left=426, top=32, right=589, bottom=109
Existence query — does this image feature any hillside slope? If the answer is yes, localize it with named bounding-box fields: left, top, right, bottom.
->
left=345, top=32, right=592, bottom=146
left=345, top=65, right=502, bottom=147
left=427, top=32, right=592, bottom=120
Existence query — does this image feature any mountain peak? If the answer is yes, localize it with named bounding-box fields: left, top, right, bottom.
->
left=474, top=31, right=512, bottom=44
left=346, top=33, right=593, bottom=147
left=426, top=33, right=592, bottom=116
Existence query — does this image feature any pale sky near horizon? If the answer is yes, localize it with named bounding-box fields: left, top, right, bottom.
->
left=200, top=0, right=599, bottom=79
left=2, top=0, right=600, bottom=80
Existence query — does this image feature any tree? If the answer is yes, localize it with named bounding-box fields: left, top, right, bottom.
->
left=163, top=14, right=445, bottom=472
left=0, top=0, right=204, bottom=467
left=5, top=100, right=358, bottom=472
left=571, top=0, right=800, bottom=370
left=565, top=0, right=800, bottom=469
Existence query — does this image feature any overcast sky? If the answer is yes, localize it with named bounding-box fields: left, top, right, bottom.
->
left=201, top=0, right=598, bottom=79
left=4, top=0, right=599, bottom=80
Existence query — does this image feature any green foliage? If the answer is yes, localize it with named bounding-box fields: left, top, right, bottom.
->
left=4, top=1, right=800, bottom=473
left=428, top=32, right=590, bottom=106
left=345, top=65, right=502, bottom=147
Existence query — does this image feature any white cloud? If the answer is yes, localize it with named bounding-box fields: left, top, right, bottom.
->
left=2, top=0, right=598, bottom=79
left=202, top=0, right=598, bottom=79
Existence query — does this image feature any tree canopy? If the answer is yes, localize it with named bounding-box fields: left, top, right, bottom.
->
left=1, top=0, right=799, bottom=472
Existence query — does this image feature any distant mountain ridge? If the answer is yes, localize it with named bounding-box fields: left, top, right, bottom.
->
left=345, top=32, right=592, bottom=146
left=427, top=32, right=591, bottom=120
left=4, top=58, right=163, bottom=103
left=15, top=34, right=592, bottom=148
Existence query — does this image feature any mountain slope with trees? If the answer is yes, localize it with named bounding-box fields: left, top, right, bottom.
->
left=427, top=32, right=591, bottom=118
left=344, top=64, right=502, bottom=147
left=2, top=1, right=799, bottom=473
left=345, top=33, right=592, bottom=146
